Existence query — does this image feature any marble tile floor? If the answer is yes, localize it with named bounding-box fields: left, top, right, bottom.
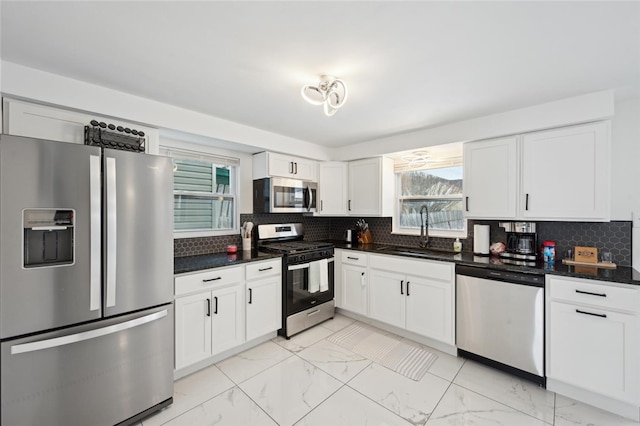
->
left=139, top=314, right=640, bottom=426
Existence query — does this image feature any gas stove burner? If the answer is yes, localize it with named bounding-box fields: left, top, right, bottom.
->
left=260, top=240, right=334, bottom=254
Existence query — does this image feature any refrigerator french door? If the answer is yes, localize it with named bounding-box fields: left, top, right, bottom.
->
left=0, top=134, right=174, bottom=426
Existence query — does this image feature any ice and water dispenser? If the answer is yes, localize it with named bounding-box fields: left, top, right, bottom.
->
left=23, top=209, right=75, bottom=268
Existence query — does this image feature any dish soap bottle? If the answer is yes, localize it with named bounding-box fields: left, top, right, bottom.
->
left=453, top=238, right=462, bottom=253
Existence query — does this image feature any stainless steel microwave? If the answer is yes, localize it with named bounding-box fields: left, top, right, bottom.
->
left=253, top=177, right=317, bottom=213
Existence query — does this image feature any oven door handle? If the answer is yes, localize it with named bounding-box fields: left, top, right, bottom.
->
left=287, top=257, right=334, bottom=271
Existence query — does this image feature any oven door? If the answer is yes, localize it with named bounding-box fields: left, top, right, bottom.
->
left=286, top=257, right=334, bottom=315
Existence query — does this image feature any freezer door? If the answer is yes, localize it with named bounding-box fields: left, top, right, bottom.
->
left=0, top=135, right=102, bottom=339
left=103, top=149, right=174, bottom=316
left=1, top=304, right=174, bottom=426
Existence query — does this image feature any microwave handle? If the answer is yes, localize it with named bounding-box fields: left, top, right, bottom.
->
left=307, top=186, right=313, bottom=211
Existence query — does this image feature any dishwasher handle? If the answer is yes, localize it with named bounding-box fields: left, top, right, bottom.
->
left=456, top=264, right=544, bottom=287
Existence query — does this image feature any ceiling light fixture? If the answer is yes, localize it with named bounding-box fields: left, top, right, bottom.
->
left=301, top=75, right=348, bottom=117
left=400, top=151, right=432, bottom=169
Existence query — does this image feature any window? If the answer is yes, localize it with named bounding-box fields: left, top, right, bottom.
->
left=394, top=165, right=466, bottom=238
left=166, top=148, right=239, bottom=237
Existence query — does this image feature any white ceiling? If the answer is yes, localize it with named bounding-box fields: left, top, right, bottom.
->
left=1, top=1, right=639, bottom=150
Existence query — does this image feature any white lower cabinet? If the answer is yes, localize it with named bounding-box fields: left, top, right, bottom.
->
left=547, top=276, right=640, bottom=412
left=174, top=258, right=282, bottom=371
left=405, top=276, right=452, bottom=343
left=337, top=250, right=369, bottom=315
left=368, top=254, right=455, bottom=345
left=175, top=284, right=244, bottom=370
left=369, top=270, right=405, bottom=328
left=175, top=292, right=213, bottom=369
left=246, top=275, right=282, bottom=341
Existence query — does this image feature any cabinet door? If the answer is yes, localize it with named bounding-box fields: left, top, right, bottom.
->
left=348, top=158, right=382, bottom=216
left=211, top=285, right=245, bottom=356
left=293, top=158, right=317, bottom=182
left=267, top=152, right=295, bottom=178
left=3, top=98, right=159, bottom=154
left=549, top=301, right=638, bottom=403
left=341, top=264, right=368, bottom=315
left=405, top=276, right=453, bottom=344
left=246, top=277, right=282, bottom=341
left=463, top=137, right=518, bottom=218
left=318, top=162, right=348, bottom=215
left=175, top=292, right=212, bottom=370
left=369, top=270, right=406, bottom=329
left=521, top=122, right=609, bottom=220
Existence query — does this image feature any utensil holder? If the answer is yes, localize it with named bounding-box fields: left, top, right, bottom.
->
left=242, top=238, right=252, bottom=251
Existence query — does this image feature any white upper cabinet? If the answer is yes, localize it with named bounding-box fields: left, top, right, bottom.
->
left=464, top=136, right=518, bottom=219
left=317, top=162, right=348, bottom=216
left=463, top=121, right=610, bottom=221
left=521, top=122, right=609, bottom=220
left=253, top=151, right=318, bottom=182
left=2, top=98, right=160, bottom=154
left=348, top=157, right=394, bottom=216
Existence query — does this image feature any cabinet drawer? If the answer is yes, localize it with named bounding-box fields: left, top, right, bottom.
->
left=548, top=276, right=639, bottom=313
left=246, top=259, right=281, bottom=281
left=341, top=250, right=368, bottom=267
left=175, top=266, right=243, bottom=296
left=370, top=254, right=453, bottom=282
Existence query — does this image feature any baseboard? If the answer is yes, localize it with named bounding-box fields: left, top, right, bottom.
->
left=548, top=378, right=640, bottom=421
left=173, top=331, right=277, bottom=380
left=335, top=308, right=457, bottom=356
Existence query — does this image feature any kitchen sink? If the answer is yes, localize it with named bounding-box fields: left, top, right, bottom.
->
left=378, top=246, right=460, bottom=260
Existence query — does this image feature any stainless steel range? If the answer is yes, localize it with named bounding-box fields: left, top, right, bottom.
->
left=257, top=223, right=335, bottom=338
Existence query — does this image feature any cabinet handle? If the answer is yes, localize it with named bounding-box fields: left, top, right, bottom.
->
left=214, top=296, right=218, bottom=314
left=294, top=162, right=298, bottom=174
left=525, top=193, right=529, bottom=211
left=347, top=256, right=359, bottom=260
left=348, top=200, right=351, bottom=211
left=407, top=281, right=410, bottom=296
left=576, top=309, right=607, bottom=318
left=361, top=272, right=365, bottom=287
left=575, top=289, right=607, bottom=298
left=258, top=266, right=273, bottom=272
left=248, top=288, right=253, bottom=304
left=289, top=162, right=294, bottom=174
left=206, top=298, right=211, bottom=317
left=465, top=196, right=469, bottom=212
left=203, top=277, right=222, bottom=282
left=321, top=200, right=323, bottom=211
left=400, top=280, right=404, bottom=295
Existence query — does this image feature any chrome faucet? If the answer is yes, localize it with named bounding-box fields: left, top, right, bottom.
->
left=419, top=204, right=429, bottom=248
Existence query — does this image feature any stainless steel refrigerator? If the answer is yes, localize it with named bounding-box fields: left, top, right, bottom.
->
left=0, top=134, right=174, bottom=425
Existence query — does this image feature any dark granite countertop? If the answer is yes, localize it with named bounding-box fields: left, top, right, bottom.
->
left=326, top=240, right=640, bottom=286
left=174, top=250, right=282, bottom=275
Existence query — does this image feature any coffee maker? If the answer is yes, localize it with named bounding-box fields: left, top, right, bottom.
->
left=498, top=222, right=537, bottom=265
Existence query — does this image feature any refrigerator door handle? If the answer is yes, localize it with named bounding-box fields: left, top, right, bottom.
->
left=106, top=156, right=117, bottom=308
left=89, top=154, right=101, bottom=311
left=10, top=309, right=168, bottom=355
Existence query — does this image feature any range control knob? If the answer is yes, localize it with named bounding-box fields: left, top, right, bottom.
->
left=300, top=255, right=306, bottom=261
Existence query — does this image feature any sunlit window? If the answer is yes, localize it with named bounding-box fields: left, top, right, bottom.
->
left=394, top=164, right=466, bottom=238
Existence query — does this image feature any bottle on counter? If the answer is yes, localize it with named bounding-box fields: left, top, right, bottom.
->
left=453, top=237, right=462, bottom=253
left=542, top=240, right=556, bottom=262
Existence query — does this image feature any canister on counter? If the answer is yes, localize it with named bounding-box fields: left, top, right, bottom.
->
left=542, top=240, right=556, bottom=263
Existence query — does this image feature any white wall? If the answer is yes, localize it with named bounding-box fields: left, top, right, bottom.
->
left=333, top=91, right=615, bottom=161
left=610, top=98, right=640, bottom=221
left=0, top=61, right=332, bottom=161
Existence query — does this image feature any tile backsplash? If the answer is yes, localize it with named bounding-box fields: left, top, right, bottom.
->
left=174, top=215, right=632, bottom=267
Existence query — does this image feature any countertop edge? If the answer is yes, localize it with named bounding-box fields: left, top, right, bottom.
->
left=174, top=251, right=283, bottom=275
left=328, top=240, right=640, bottom=286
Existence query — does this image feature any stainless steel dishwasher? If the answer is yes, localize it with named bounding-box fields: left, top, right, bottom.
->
left=456, top=265, right=545, bottom=385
